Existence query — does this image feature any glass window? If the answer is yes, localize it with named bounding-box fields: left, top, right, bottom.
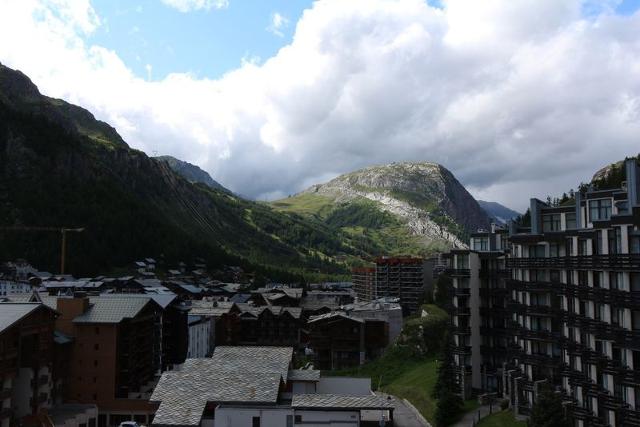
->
left=609, top=228, right=622, bottom=254
left=589, top=199, right=612, bottom=222
left=549, top=244, right=560, bottom=257
left=542, top=214, right=561, bottom=232
left=565, top=212, right=577, bottom=229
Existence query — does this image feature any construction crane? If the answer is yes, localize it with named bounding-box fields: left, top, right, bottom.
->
left=0, top=226, right=85, bottom=274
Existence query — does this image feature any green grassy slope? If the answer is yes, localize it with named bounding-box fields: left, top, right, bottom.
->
left=272, top=194, right=443, bottom=257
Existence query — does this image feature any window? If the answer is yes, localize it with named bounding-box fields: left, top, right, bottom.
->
left=566, top=212, right=577, bottom=229
left=610, top=272, right=622, bottom=290
left=252, top=417, right=260, bottom=427
left=294, top=415, right=302, bottom=424
left=529, top=245, right=545, bottom=258
left=472, top=237, right=488, bottom=251
left=589, top=199, right=612, bottom=222
left=456, top=254, right=469, bottom=269
left=94, top=344, right=99, bottom=350
left=542, top=214, right=561, bottom=232
left=549, top=244, right=560, bottom=257
left=609, top=228, right=622, bottom=254
left=631, top=273, right=640, bottom=292
left=630, top=231, right=640, bottom=254
left=286, top=415, right=293, bottom=427
left=566, top=238, right=574, bottom=256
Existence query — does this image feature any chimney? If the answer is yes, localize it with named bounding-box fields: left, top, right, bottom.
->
left=56, top=294, right=90, bottom=336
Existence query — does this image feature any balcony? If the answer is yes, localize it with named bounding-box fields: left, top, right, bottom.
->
left=445, top=268, right=471, bottom=277
left=454, top=287, right=471, bottom=296
left=507, top=254, right=640, bottom=270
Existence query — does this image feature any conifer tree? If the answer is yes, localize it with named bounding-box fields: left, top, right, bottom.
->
left=528, top=383, right=567, bottom=427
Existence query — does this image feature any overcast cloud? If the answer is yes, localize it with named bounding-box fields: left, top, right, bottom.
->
left=1, top=0, right=640, bottom=211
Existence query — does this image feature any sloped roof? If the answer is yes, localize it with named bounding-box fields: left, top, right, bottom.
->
left=73, top=296, right=152, bottom=323
left=291, top=394, right=394, bottom=410
left=0, top=303, right=51, bottom=334
left=209, top=346, right=293, bottom=380
left=288, top=369, right=321, bottom=382
left=150, top=346, right=293, bottom=427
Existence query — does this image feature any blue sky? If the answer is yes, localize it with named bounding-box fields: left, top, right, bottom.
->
left=90, top=0, right=314, bottom=80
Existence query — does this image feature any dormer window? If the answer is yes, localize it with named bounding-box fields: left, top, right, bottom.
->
left=589, top=199, right=612, bottom=222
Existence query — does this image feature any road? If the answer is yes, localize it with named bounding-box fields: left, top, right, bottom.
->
left=375, top=393, right=430, bottom=427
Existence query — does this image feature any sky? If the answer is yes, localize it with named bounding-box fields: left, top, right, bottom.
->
left=2, top=0, right=640, bottom=211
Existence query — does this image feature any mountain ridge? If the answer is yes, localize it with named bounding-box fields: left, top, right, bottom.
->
left=274, top=161, right=490, bottom=254
left=0, top=62, right=382, bottom=279
left=155, top=155, right=227, bottom=192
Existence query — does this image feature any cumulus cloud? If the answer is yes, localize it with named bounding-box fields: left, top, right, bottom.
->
left=1, top=0, right=640, bottom=210
left=160, top=0, right=228, bottom=13
left=267, top=12, right=289, bottom=37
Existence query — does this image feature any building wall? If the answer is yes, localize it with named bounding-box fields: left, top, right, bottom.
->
left=293, top=410, right=359, bottom=427
left=187, top=317, right=212, bottom=358
left=215, top=406, right=292, bottom=427
left=317, top=377, right=371, bottom=396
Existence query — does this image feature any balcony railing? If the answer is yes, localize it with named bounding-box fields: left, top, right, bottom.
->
left=507, top=254, right=640, bottom=270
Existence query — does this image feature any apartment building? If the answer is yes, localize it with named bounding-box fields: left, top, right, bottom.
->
left=444, top=225, right=511, bottom=398
left=352, top=257, right=428, bottom=315
left=0, top=303, right=57, bottom=427
left=53, top=295, right=162, bottom=426
left=444, top=159, right=640, bottom=427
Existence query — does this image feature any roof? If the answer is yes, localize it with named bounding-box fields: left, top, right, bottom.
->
left=151, top=346, right=294, bottom=427
left=210, top=346, right=293, bottom=381
left=189, top=300, right=234, bottom=317
left=291, top=394, right=394, bottom=410
left=308, top=312, right=364, bottom=324
left=73, top=296, right=153, bottom=323
left=288, top=369, right=321, bottom=382
left=0, top=303, right=51, bottom=334
left=234, top=304, right=302, bottom=319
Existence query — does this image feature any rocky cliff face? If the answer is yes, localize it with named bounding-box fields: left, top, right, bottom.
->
left=155, top=155, right=227, bottom=192
left=301, top=162, right=490, bottom=248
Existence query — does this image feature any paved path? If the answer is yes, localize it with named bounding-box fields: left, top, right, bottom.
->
left=452, top=404, right=493, bottom=427
left=375, top=393, right=429, bottom=427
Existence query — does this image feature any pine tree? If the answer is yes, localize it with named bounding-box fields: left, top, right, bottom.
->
left=432, top=330, right=458, bottom=399
left=528, top=383, right=568, bottom=427
left=434, top=389, right=463, bottom=427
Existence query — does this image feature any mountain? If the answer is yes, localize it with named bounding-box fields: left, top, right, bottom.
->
left=0, top=63, right=385, bottom=279
left=272, top=162, right=490, bottom=254
left=477, top=200, right=520, bottom=225
left=155, top=155, right=227, bottom=192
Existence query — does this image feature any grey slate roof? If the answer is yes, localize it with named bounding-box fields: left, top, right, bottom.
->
left=291, top=394, right=394, bottom=410
left=73, top=296, right=152, bottom=323
left=0, top=303, right=50, bottom=334
left=210, top=346, right=293, bottom=380
left=288, top=369, right=321, bottom=382
left=151, top=346, right=293, bottom=426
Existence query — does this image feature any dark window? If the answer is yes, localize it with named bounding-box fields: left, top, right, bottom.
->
left=631, top=273, right=640, bottom=292
left=94, top=343, right=99, bottom=350
left=609, top=228, right=622, bottom=254
left=93, top=360, right=98, bottom=367
left=566, top=238, right=574, bottom=256
left=542, top=214, right=561, bottom=232
left=589, top=199, right=612, bottom=222
left=566, top=212, right=577, bottom=229
left=95, top=327, right=100, bottom=335
left=252, top=416, right=261, bottom=427
left=294, top=415, right=302, bottom=424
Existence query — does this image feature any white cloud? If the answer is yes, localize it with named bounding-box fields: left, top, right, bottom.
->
left=267, top=12, right=289, bottom=37
left=160, top=0, right=228, bottom=13
left=1, top=0, right=640, bottom=211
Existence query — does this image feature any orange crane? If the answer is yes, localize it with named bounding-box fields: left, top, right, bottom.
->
left=0, top=226, right=85, bottom=274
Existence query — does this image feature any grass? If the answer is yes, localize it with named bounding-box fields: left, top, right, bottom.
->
left=329, top=305, right=475, bottom=424
left=476, top=410, right=526, bottom=427
left=270, top=193, right=335, bottom=217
